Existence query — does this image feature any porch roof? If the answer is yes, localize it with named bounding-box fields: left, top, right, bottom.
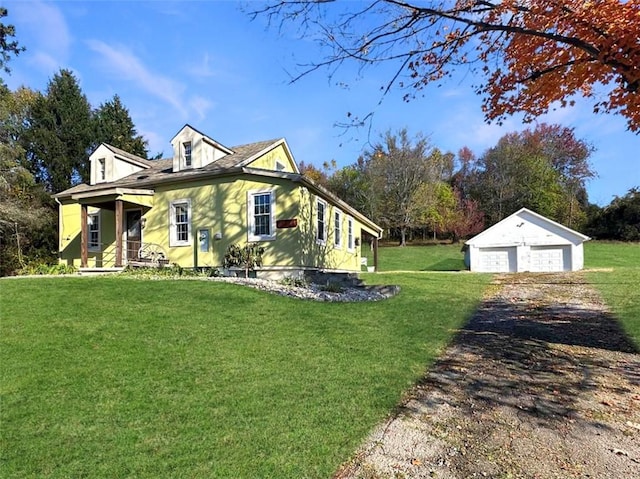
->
left=71, top=187, right=155, bottom=209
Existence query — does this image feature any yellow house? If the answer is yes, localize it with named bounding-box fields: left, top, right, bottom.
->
left=54, top=125, right=383, bottom=279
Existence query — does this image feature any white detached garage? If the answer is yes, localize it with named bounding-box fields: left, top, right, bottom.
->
left=465, top=208, right=590, bottom=273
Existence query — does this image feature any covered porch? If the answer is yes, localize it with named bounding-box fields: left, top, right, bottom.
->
left=71, top=187, right=155, bottom=268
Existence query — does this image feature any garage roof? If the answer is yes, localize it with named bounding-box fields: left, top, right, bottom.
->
left=466, top=208, right=590, bottom=246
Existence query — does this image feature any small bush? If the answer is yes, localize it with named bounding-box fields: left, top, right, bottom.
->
left=280, top=276, right=308, bottom=288
left=19, top=263, right=78, bottom=276
left=223, top=243, right=265, bottom=278
left=320, top=282, right=344, bottom=293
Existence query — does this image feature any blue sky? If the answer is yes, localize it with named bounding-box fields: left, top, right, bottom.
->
left=3, top=0, right=638, bottom=206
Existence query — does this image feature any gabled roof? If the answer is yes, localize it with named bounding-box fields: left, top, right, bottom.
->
left=55, top=138, right=284, bottom=198
left=102, top=143, right=155, bottom=168
left=172, top=124, right=234, bottom=155
left=466, top=207, right=590, bottom=246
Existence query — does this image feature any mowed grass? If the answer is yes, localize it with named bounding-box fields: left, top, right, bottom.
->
left=364, top=243, right=466, bottom=271
left=1, top=273, right=489, bottom=478
left=585, top=241, right=640, bottom=347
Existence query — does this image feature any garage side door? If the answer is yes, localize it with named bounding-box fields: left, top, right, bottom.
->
left=478, top=247, right=516, bottom=273
left=530, top=246, right=570, bottom=272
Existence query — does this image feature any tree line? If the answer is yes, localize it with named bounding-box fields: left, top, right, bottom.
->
left=300, top=124, right=638, bottom=246
left=1, top=68, right=148, bottom=275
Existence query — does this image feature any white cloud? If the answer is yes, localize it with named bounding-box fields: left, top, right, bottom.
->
left=188, top=53, right=215, bottom=79
left=10, top=0, right=71, bottom=73
left=86, top=40, right=187, bottom=117
left=189, top=96, right=214, bottom=121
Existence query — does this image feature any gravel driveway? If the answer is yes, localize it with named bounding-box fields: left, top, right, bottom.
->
left=336, top=272, right=640, bottom=479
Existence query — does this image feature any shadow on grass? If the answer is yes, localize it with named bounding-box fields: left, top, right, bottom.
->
left=406, top=280, right=640, bottom=428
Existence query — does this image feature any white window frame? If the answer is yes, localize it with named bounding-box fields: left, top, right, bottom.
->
left=334, top=209, right=343, bottom=249
left=247, top=189, right=276, bottom=242
left=183, top=141, right=192, bottom=168
left=169, top=199, right=192, bottom=247
left=98, top=158, right=106, bottom=182
left=316, top=198, right=327, bottom=244
left=347, top=216, right=355, bottom=252
left=88, top=211, right=101, bottom=252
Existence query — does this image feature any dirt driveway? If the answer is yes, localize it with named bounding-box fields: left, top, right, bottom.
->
left=337, top=272, right=640, bottom=479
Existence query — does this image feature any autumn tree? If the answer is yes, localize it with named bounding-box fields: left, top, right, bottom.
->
left=361, top=128, right=448, bottom=245
left=0, top=84, right=57, bottom=275
left=466, top=123, right=594, bottom=226
left=255, top=1, right=640, bottom=131
left=0, top=7, right=25, bottom=75
left=93, top=94, right=148, bottom=158
left=26, top=69, right=93, bottom=192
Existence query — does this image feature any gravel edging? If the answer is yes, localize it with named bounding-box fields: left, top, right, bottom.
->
left=206, top=276, right=400, bottom=302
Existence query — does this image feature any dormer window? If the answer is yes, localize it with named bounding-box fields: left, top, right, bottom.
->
left=183, top=141, right=192, bottom=168
left=98, top=158, right=106, bottom=181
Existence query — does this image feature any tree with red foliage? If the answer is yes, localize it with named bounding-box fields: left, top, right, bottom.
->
left=255, top=1, right=640, bottom=131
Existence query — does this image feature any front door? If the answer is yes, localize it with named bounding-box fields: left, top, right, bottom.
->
left=126, top=210, right=142, bottom=261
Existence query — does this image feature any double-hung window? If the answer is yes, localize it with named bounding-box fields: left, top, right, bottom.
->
left=169, top=199, right=191, bottom=246
left=183, top=141, right=192, bottom=168
left=88, top=212, right=100, bottom=251
left=248, top=190, right=276, bottom=241
left=316, top=198, right=327, bottom=244
left=347, top=216, right=355, bottom=251
left=98, top=158, right=106, bottom=182
left=334, top=210, right=342, bottom=248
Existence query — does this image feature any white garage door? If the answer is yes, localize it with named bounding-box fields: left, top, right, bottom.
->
left=478, top=247, right=517, bottom=272
left=530, top=246, right=569, bottom=272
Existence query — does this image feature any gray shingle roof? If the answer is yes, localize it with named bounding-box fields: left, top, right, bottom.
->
left=56, top=138, right=281, bottom=197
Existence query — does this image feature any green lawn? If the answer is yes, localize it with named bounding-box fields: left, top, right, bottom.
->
left=585, top=241, right=640, bottom=348
left=1, top=273, right=488, bottom=478
left=364, top=243, right=466, bottom=271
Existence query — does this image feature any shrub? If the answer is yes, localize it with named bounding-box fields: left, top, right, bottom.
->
left=223, top=243, right=265, bottom=278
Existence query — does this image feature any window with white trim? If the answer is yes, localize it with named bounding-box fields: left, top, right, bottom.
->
left=88, top=212, right=100, bottom=251
left=98, top=158, right=106, bottom=182
left=275, top=159, right=286, bottom=171
left=183, top=141, right=192, bottom=168
left=334, top=209, right=342, bottom=248
left=347, top=216, right=354, bottom=251
left=248, top=190, right=276, bottom=241
left=316, top=198, right=327, bottom=244
left=169, top=199, right=192, bottom=246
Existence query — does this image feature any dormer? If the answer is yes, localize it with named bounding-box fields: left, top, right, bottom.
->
left=89, top=144, right=151, bottom=185
left=171, top=124, right=233, bottom=172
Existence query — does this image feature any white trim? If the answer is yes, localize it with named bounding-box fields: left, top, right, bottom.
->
left=346, top=216, right=355, bottom=252
left=97, top=158, right=106, bottom=182
left=169, top=198, right=192, bottom=247
left=247, top=189, right=276, bottom=242
left=183, top=141, right=193, bottom=169
left=88, top=211, right=101, bottom=252
left=333, top=209, right=343, bottom=249
left=316, top=197, right=327, bottom=244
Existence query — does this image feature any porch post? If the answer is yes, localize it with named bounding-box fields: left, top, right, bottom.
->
left=373, top=236, right=379, bottom=273
left=115, top=199, right=123, bottom=267
left=80, top=204, right=88, bottom=268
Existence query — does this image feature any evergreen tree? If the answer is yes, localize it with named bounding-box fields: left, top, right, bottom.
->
left=0, top=83, right=57, bottom=275
left=0, top=7, right=25, bottom=75
left=93, top=94, right=148, bottom=157
left=27, top=69, right=93, bottom=192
